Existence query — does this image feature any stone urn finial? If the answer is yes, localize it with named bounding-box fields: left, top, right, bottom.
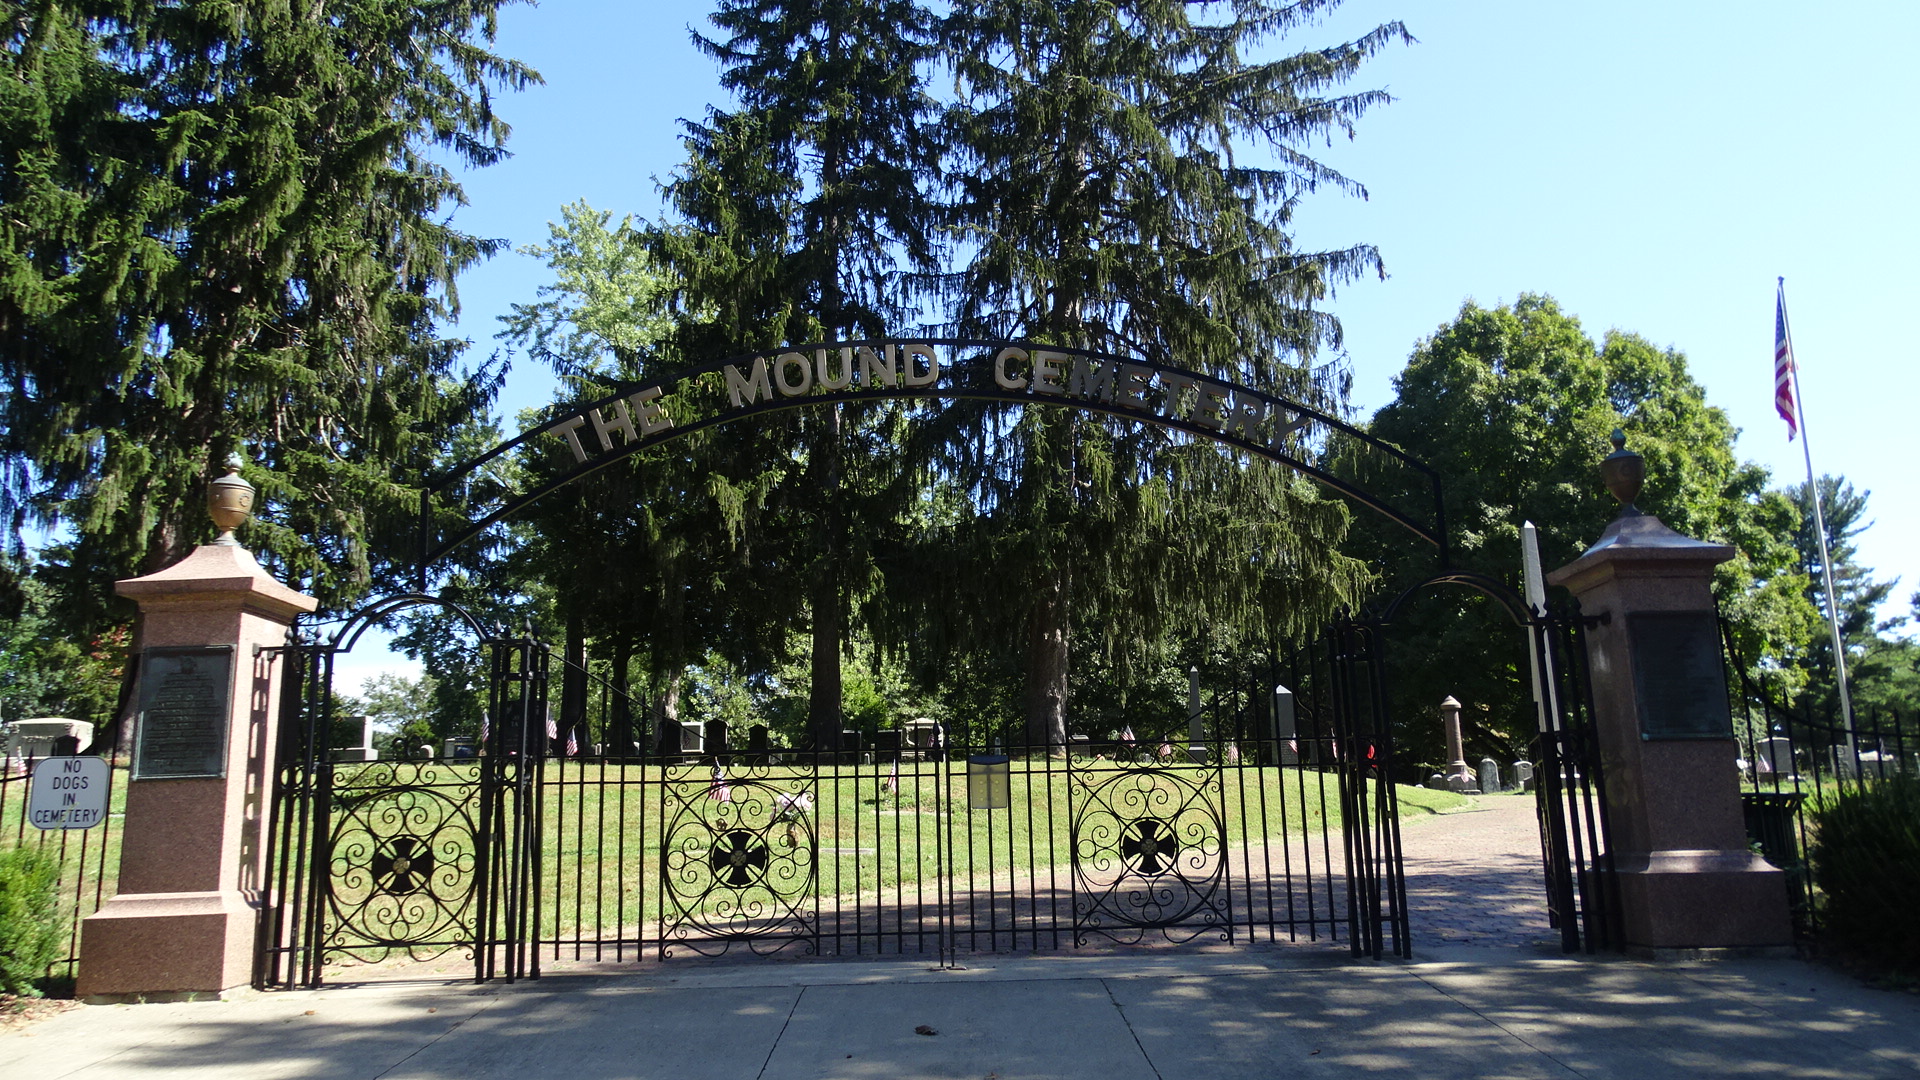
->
left=207, top=451, right=255, bottom=546
left=1600, top=428, right=1645, bottom=516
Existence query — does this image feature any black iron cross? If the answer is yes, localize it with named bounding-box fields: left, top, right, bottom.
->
left=371, top=835, right=434, bottom=895
left=1121, top=818, right=1177, bottom=876
left=710, top=829, right=769, bottom=887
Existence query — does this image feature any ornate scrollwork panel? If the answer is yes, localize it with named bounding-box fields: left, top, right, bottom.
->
left=323, top=760, right=482, bottom=964
left=1071, top=764, right=1228, bottom=944
left=659, top=763, right=817, bottom=957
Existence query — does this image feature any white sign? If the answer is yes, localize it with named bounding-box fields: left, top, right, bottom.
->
left=29, top=756, right=110, bottom=830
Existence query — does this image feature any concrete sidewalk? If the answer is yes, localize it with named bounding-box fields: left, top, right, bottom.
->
left=6, top=944, right=1919, bottom=1079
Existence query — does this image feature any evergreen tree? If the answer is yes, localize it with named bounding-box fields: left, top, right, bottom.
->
left=657, top=0, right=940, bottom=747
left=0, top=2, right=536, bottom=610
left=931, top=0, right=1403, bottom=748
left=1785, top=476, right=1899, bottom=717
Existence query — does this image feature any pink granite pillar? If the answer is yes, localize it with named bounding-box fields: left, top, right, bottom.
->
left=77, top=526, right=315, bottom=999
left=1545, top=434, right=1790, bottom=952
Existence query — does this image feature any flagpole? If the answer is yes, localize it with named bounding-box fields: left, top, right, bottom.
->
left=1778, top=277, right=1857, bottom=760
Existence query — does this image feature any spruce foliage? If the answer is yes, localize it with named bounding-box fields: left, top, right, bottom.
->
left=925, top=0, right=1404, bottom=746
left=0, top=1, right=537, bottom=606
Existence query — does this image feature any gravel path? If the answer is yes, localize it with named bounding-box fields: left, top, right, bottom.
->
left=1398, top=793, right=1559, bottom=951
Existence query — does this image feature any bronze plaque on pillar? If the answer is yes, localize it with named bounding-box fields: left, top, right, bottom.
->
left=133, top=645, right=234, bottom=779
left=1627, top=612, right=1732, bottom=740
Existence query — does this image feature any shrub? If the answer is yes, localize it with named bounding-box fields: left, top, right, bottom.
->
left=0, top=846, right=63, bottom=996
left=1810, top=775, right=1920, bottom=969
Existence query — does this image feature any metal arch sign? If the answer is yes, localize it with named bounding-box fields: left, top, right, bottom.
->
left=417, top=338, right=1447, bottom=576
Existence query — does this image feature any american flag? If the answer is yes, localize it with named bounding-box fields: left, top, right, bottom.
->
left=565, top=726, right=579, bottom=757
left=709, top=763, right=731, bottom=803
left=1774, top=286, right=1798, bottom=440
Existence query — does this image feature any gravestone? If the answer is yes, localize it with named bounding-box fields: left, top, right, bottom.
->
left=1425, top=773, right=1448, bottom=791
left=873, top=729, right=902, bottom=762
left=1512, top=759, right=1535, bottom=792
left=332, top=714, right=378, bottom=763
left=9, top=718, right=94, bottom=760
left=746, top=724, right=771, bottom=765
left=1440, top=697, right=1478, bottom=793
left=839, top=729, right=863, bottom=765
left=1273, top=685, right=1298, bottom=765
left=1757, top=737, right=1794, bottom=777
left=1480, top=757, right=1502, bottom=793
left=903, top=718, right=938, bottom=760
left=704, top=719, right=729, bottom=761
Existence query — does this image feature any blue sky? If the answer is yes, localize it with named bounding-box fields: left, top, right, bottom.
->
left=436, top=0, right=1919, bottom=631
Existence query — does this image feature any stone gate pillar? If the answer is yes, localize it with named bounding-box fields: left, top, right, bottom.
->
left=77, top=457, right=317, bottom=1000
left=1545, top=433, right=1789, bottom=953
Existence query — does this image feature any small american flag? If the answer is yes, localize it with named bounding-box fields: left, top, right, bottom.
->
left=709, top=763, right=731, bottom=803
left=882, top=759, right=898, bottom=798
left=1774, top=286, right=1798, bottom=440
left=565, top=726, right=579, bottom=757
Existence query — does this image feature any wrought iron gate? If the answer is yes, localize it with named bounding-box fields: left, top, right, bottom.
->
left=1528, top=601, right=1619, bottom=952
left=256, top=600, right=549, bottom=987
left=259, top=604, right=1408, bottom=987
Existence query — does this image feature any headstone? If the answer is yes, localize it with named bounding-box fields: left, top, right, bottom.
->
left=903, top=718, right=938, bottom=760
left=678, top=721, right=704, bottom=755
left=873, top=729, right=902, bottom=762
left=1273, top=685, right=1299, bottom=765
left=1479, top=757, right=1501, bottom=793
left=332, top=714, right=378, bottom=763
left=839, top=729, right=862, bottom=765
left=1068, top=734, right=1092, bottom=758
left=1512, top=759, right=1534, bottom=792
left=704, top=719, right=729, bottom=760
left=1440, top=697, right=1477, bottom=792
left=1425, top=773, right=1448, bottom=791
left=9, top=718, right=94, bottom=760
left=443, top=736, right=476, bottom=759
left=746, top=724, right=771, bottom=766
left=1757, top=737, right=1793, bottom=777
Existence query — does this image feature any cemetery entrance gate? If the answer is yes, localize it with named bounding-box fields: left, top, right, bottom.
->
left=256, top=602, right=1411, bottom=987
left=251, top=336, right=1611, bottom=985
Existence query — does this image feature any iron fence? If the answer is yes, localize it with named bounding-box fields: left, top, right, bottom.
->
left=0, top=754, right=124, bottom=987
left=258, top=600, right=1410, bottom=987
left=1720, top=618, right=1915, bottom=933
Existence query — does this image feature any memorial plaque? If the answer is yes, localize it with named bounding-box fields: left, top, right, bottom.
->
left=1628, top=611, right=1733, bottom=740
left=134, top=645, right=234, bottom=779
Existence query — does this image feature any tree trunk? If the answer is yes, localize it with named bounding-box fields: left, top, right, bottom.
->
left=651, top=669, right=683, bottom=755
left=807, top=404, right=846, bottom=750
left=1023, top=564, right=1070, bottom=754
left=608, top=634, right=636, bottom=757
left=808, top=576, right=844, bottom=750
